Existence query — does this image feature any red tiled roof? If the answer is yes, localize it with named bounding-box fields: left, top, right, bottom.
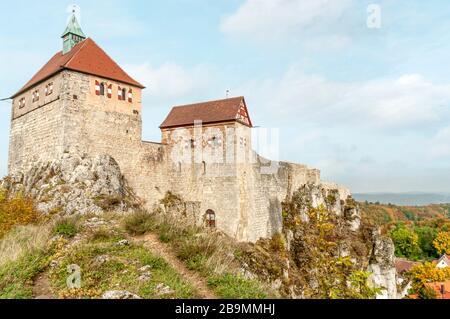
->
left=424, top=281, right=450, bottom=299
left=395, top=258, right=419, bottom=274
left=160, top=96, right=253, bottom=129
left=12, top=38, right=144, bottom=97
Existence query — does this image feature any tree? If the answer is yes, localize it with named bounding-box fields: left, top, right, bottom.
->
left=407, top=262, right=450, bottom=293
left=418, top=286, right=437, bottom=299
left=390, top=225, right=421, bottom=259
left=433, top=232, right=450, bottom=255
left=415, top=226, right=438, bottom=258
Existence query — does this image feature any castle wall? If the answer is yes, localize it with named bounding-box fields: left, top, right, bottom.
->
left=8, top=73, right=66, bottom=173
left=57, top=71, right=170, bottom=206
left=8, top=69, right=340, bottom=243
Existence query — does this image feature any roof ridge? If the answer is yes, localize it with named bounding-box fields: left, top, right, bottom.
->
left=173, top=96, right=244, bottom=108
left=63, top=38, right=89, bottom=67
left=78, top=38, right=144, bottom=88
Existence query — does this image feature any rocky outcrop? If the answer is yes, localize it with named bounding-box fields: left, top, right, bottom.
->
left=240, top=183, right=397, bottom=299
left=367, top=231, right=397, bottom=299
left=1, top=152, right=140, bottom=215
left=102, top=290, right=142, bottom=299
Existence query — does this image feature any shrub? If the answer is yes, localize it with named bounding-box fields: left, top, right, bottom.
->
left=269, top=233, right=286, bottom=252
left=0, top=191, right=40, bottom=238
left=54, top=218, right=79, bottom=238
left=123, top=210, right=155, bottom=235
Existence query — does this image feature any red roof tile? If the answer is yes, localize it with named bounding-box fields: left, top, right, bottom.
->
left=160, top=96, right=253, bottom=129
left=425, top=281, right=450, bottom=299
left=12, top=38, right=144, bottom=97
left=395, top=258, right=420, bottom=274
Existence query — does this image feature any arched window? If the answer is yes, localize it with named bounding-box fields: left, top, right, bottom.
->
left=205, top=209, right=216, bottom=228
left=202, top=161, right=206, bottom=175
left=99, top=83, right=105, bottom=96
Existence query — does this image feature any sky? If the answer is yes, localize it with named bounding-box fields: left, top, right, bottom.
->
left=1, top=0, right=450, bottom=193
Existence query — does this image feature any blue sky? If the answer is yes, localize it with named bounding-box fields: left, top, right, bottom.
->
left=2, top=0, right=450, bottom=193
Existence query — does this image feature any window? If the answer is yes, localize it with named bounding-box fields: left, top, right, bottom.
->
left=202, top=161, right=206, bottom=175
left=32, top=90, right=40, bottom=102
left=205, top=210, right=216, bottom=228
left=122, top=88, right=127, bottom=100
left=190, top=139, right=197, bottom=148
left=99, top=83, right=105, bottom=96
left=45, top=82, right=53, bottom=96
left=208, top=136, right=222, bottom=148
left=18, top=97, right=26, bottom=109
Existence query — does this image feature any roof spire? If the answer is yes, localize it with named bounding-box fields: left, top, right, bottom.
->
left=62, top=5, right=86, bottom=54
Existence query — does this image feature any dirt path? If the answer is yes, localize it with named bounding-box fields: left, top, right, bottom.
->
left=134, top=233, right=217, bottom=299
left=32, top=272, right=54, bottom=299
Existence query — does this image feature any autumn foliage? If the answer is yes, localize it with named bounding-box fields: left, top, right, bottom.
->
left=433, top=232, right=450, bottom=255
left=408, top=262, right=450, bottom=293
left=0, top=188, right=40, bottom=238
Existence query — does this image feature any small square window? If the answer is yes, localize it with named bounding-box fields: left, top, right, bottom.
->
left=32, top=90, right=40, bottom=102
left=18, top=97, right=25, bottom=109
left=46, top=82, right=54, bottom=96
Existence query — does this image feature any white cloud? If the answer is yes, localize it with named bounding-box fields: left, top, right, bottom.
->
left=124, top=62, right=214, bottom=99
left=430, top=126, right=450, bottom=158
left=221, top=0, right=355, bottom=49
left=245, top=66, right=450, bottom=128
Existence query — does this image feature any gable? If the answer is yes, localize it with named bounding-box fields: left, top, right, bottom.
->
left=12, top=38, right=144, bottom=98
left=235, top=99, right=252, bottom=127
left=160, top=96, right=253, bottom=129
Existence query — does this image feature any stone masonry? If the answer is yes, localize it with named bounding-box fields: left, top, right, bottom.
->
left=8, top=43, right=350, bottom=243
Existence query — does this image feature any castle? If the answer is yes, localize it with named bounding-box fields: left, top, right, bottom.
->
left=7, top=13, right=349, bottom=242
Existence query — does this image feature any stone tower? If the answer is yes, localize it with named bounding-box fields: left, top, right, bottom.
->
left=8, top=14, right=145, bottom=176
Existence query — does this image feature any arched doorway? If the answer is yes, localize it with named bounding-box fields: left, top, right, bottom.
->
left=205, top=209, right=216, bottom=228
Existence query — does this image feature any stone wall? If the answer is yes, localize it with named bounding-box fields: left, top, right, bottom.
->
left=8, top=72, right=66, bottom=174
left=8, top=69, right=348, bottom=243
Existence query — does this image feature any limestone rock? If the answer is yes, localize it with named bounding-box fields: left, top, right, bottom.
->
left=154, top=283, right=174, bottom=296
left=367, top=230, right=397, bottom=299
left=102, top=290, right=142, bottom=299
left=117, top=239, right=129, bottom=246
left=1, top=152, right=139, bottom=216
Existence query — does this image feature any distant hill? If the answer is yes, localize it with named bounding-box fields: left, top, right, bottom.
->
left=353, top=193, right=450, bottom=206
left=358, top=201, right=450, bottom=228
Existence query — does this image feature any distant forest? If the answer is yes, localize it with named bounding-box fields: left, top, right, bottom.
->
left=359, top=201, right=450, bottom=261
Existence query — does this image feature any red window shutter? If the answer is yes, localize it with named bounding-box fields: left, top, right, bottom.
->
left=118, top=86, right=122, bottom=100
left=107, top=84, right=112, bottom=98
left=95, top=81, right=100, bottom=95
left=128, top=89, right=133, bottom=103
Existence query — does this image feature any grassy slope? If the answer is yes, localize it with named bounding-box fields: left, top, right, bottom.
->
left=0, top=211, right=269, bottom=299
left=0, top=216, right=198, bottom=299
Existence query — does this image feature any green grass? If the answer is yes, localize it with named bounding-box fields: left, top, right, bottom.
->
left=0, top=248, right=51, bottom=299
left=50, top=237, right=198, bottom=299
left=122, top=211, right=156, bottom=236
left=54, top=218, right=79, bottom=238
left=208, top=274, right=267, bottom=299
left=123, top=211, right=270, bottom=299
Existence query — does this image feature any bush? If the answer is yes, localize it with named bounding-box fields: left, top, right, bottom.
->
left=123, top=211, right=155, bottom=235
left=0, top=190, right=40, bottom=238
left=54, top=218, right=79, bottom=238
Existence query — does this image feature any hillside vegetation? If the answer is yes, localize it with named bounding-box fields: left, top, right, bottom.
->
left=359, top=202, right=450, bottom=261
